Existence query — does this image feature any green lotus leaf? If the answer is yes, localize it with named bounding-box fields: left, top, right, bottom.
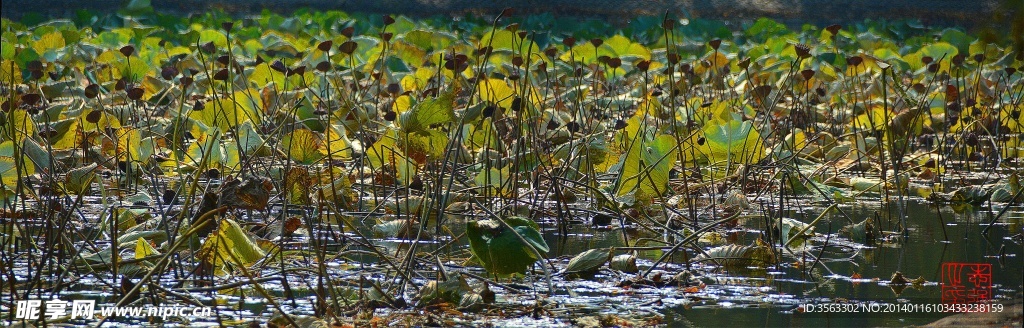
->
left=198, top=218, right=267, bottom=276
left=693, top=120, right=766, bottom=165
left=281, top=128, right=324, bottom=165
left=399, top=90, right=455, bottom=133
left=467, top=217, right=548, bottom=276
left=614, top=134, right=677, bottom=205
left=562, top=248, right=611, bottom=274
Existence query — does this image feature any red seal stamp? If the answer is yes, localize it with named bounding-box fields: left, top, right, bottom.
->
left=941, top=262, right=992, bottom=304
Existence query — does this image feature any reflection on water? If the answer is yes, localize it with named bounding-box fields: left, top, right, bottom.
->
left=648, top=201, right=1020, bottom=327
left=521, top=199, right=1022, bottom=327
left=3, top=198, right=1019, bottom=327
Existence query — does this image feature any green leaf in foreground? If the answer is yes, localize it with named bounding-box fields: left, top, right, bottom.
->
left=134, top=237, right=160, bottom=259
left=365, top=131, right=416, bottom=185
left=697, top=240, right=775, bottom=269
left=694, top=120, right=766, bottom=165
left=189, top=94, right=262, bottom=131
left=64, top=163, right=98, bottom=195
left=0, top=156, right=20, bottom=188
left=198, top=218, right=267, bottom=276
left=399, top=90, right=455, bottom=133
left=0, top=142, right=35, bottom=190
left=614, top=134, right=677, bottom=204
left=562, top=248, right=611, bottom=274
left=281, top=128, right=324, bottom=165
left=466, top=217, right=549, bottom=276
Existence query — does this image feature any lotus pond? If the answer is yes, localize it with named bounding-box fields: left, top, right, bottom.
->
left=0, top=4, right=1022, bottom=327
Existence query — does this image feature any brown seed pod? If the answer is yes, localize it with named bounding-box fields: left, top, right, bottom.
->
left=825, top=24, right=842, bottom=35
left=318, top=40, right=333, bottom=52
left=566, top=121, right=580, bottom=133
left=120, top=45, right=135, bottom=57
left=86, top=110, right=103, bottom=123
left=952, top=54, right=965, bottom=66
left=200, top=42, right=216, bottom=53
left=708, top=39, right=722, bottom=50
left=607, top=57, right=622, bottom=68
left=21, top=93, right=41, bottom=106
left=912, top=83, right=926, bottom=93
left=213, top=68, right=230, bottom=81
left=544, top=47, right=558, bottom=57
left=795, top=69, right=813, bottom=82
left=127, top=87, right=145, bottom=100
left=614, top=119, right=627, bottom=130
left=945, top=84, right=959, bottom=102
left=546, top=119, right=559, bottom=130
left=271, top=60, right=287, bottom=73
left=161, top=66, right=179, bottom=80
left=737, top=57, right=753, bottom=68
left=794, top=44, right=811, bottom=58
left=409, top=176, right=424, bottom=191
left=472, top=46, right=489, bottom=58
left=27, top=60, right=43, bottom=72
left=636, top=60, right=651, bottom=71
left=510, top=97, right=523, bottom=111
left=387, top=83, right=401, bottom=95
left=315, top=61, right=331, bottom=73
left=338, top=41, right=357, bottom=54
left=85, top=84, right=100, bottom=99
